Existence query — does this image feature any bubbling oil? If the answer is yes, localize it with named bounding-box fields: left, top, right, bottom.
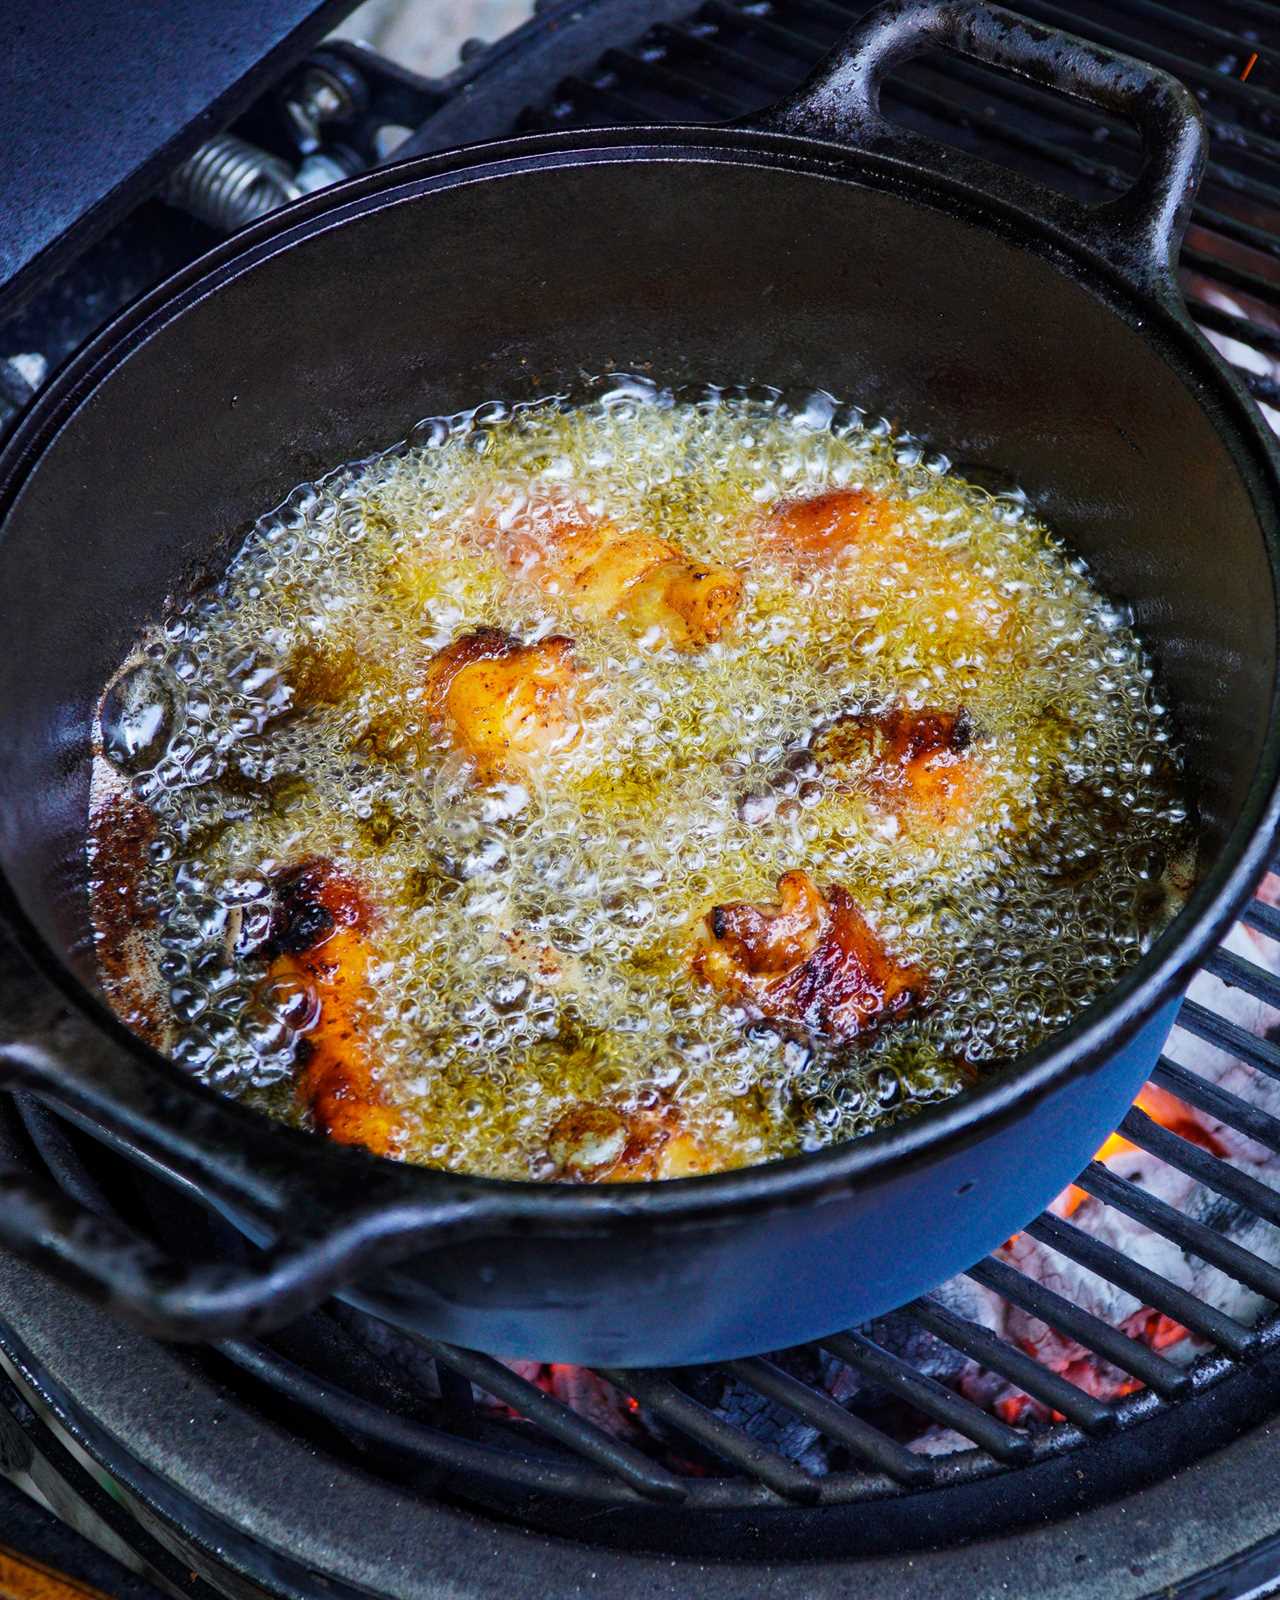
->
left=90, top=378, right=1195, bottom=1178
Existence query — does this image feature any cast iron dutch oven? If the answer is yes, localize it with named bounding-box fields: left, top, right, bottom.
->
left=0, top=0, right=1278, bottom=1365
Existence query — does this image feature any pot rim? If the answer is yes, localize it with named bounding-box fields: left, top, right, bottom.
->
left=3, top=121, right=1279, bottom=1229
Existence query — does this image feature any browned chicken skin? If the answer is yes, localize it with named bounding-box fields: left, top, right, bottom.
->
left=473, top=495, right=743, bottom=648
left=424, top=627, right=584, bottom=779
left=546, top=1101, right=719, bottom=1182
left=694, top=869, right=925, bottom=1041
left=814, top=705, right=976, bottom=828
left=267, top=860, right=400, bottom=1156
left=764, top=490, right=1015, bottom=665
left=764, top=487, right=898, bottom=569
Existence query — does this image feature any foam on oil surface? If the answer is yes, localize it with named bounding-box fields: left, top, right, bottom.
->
left=90, top=379, right=1195, bottom=1177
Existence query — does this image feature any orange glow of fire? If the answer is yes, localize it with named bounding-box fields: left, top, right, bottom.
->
left=1057, top=1083, right=1226, bottom=1218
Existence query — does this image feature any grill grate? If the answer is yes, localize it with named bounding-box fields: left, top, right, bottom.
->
left=7, top=0, right=1280, bottom=1559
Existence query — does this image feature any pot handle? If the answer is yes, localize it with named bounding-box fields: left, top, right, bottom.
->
left=0, top=1032, right=503, bottom=1341
left=749, top=0, right=1205, bottom=303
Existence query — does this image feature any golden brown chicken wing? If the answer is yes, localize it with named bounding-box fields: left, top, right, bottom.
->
left=546, top=1101, right=719, bottom=1182
left=473, top=495, right=742, bottom=648
left=424, top=627, right=584, bottom=779
left=814, top=705, right=977, bottom=829
left=764, top=490, right=1014, bottom=662
left=267, top=859, right=400, bottom=1156
left=763, top=487, right=898, bottom=569
left=693, top=869, right=924, bottom=1041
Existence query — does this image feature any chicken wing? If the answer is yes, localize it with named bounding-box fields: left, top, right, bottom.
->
left=693, top=869, right=924, bottom=1041
left=763, top=487, right=898, bottom=569
left=764, top=490, right=1014, bottom=660
left=473, top=493, right=742, bottom=648
left=424, top=627, right=584, bottom=779
left=813, top=705, right=976, bottom=829
left=546, top=1101, right=718, bottom=1181
left=267, top=859, right=400, bottom=1156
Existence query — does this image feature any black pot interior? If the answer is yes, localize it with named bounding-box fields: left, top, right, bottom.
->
left=0, top=148, right=1274, bottom=1011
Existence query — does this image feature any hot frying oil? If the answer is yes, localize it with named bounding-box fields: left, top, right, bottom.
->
left=90, top=380, right=1195, bottom=1178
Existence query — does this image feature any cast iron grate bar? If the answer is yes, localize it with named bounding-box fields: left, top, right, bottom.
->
left=1189, top=301, right=1280, bottom=361
left=600, top=46, right=748, bottom=116
left=217, top=1337, right=688, bottom=1502
left=651, top=21, right=798, bottom=96
left=725, top=1356, right=933, bottom=1484
left=1203, top=946, right=1280, bottom=1010
left=965, top=1254, right=1192, bottom=1399
left=820, top=1329, right=1033, bottom=1462
left=904, top=43, right=1280, bottom=210
left=1102, top=0, right=1278, bottom=66
left=1007, top=0, right=1280, bottom=114
left=1237, top=370, right=1280, bottom=411
left=780, top=0, right=1279, bottom=120
left=1024, top=1210, right=1258, bottom=1359
left=553, top=73, right=657, bottom=123
left=412, top=1339, right=688, bottom=1500
left=905, top=1297, right=1117, bottom=1432
left=1075, top=1160, right=1280, bottom=1306
left=1244, top=900, right=1280, bottom=944
left=1182, top=249, right=1280, bottom=312
left=533, top=0, right=1280, bottom=414
left=1120, top=1104, right=1280, bottom=1231
left=1175, top=999, right=1280, bottom=1082
left=679, top=5, right=1280, bottom=268
left=1150, top=1056, right=1280, bottom=1157
left=600, top=1368, right=822, bottom=1500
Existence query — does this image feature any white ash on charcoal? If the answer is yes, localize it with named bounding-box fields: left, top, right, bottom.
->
left=1192, top=283, right=1280, bottom=434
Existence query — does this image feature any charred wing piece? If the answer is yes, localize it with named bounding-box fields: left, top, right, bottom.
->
left=474, top=495, right=742, bottom=648
left=424, top=628, right=583, bottom=778
left=814, top=705, right=976, bottom=828
left=267, top=859, right=400, bottom=1157
left=705, top=867, right=826, bottom=978
left=764, top=488, right=897, bottom=569
left=547, top=1101, right=717, bottom=1182
left=694, top=869, right=924, bottom=1041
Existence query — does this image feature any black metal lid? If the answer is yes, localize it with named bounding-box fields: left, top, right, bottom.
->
left=0, top=0, right=351, bottom=321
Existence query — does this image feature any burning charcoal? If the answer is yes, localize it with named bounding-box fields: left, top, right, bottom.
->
left=523, top=1363, right=649, bottom=1441
left=705, top=1370, right=828, bottom=1473
left=1165, top=920, right=1280, bottom=1166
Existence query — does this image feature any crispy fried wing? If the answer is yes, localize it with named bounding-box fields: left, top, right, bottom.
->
left=546, top=1101, right=719, bottom=1182
left=474, top=494, right=742, bottom=648
left=814, top=705, right=977, bottom=828
left=764, top=488, right=897, bottom=568
left=694, top=869, right=924, bottom=1041
left=267, top=860, right=400, bottom=1156
left=764, top=490, right=1015, bottom=661
left=424, top=628, right=583, bottom=778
